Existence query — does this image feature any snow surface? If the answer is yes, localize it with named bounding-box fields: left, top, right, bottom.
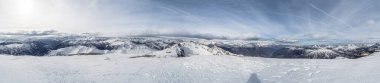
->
left=305, top=48, right=338, bottom=59
left=145, top=42, right=235, bottom=57
left=0, top=53, right=379, bottom=83
left=48, top=46, right=108, bottom=56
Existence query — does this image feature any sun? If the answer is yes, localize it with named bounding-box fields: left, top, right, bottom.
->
left=16, top=0, right=36, bottom=15
left=5, top=0, right=54, bottom=31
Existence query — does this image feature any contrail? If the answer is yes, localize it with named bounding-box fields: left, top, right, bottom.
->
left=309, top=4, right=353, bottom=28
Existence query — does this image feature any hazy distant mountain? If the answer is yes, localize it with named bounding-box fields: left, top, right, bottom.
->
left=0, top=33, right=379, bottom=59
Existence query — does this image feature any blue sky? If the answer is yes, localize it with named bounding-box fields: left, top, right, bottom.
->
left=0, top=0, right=379, bottom=39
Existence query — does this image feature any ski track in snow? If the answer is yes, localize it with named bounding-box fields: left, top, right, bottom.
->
left=0, top=53, right=380, bottom=83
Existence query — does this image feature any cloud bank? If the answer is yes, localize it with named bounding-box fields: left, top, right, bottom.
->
left=0, top=30, right=59, bottom=36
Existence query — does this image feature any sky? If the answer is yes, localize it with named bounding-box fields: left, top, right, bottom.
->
left=0, top=0, right=379, bottom=39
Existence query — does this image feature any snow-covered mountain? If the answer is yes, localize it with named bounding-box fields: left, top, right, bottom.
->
left=305, top=48, right=339, bottom=59
left=0, top=35, right=379, bottom=59
left=1, top=34, right=380, bottom=83
left=141, top=41, right=235, bottom=58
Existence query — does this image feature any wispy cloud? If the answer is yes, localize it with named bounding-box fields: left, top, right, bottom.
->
left=0, top=0, right=379, bottom=40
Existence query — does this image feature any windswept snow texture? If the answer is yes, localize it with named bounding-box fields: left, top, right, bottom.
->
left=0, top=35, right=380, bottom=59
left=1, top=53, right=380, bottom=83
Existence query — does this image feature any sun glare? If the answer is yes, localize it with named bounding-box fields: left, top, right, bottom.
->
left=16, top=0, right=36, bottom=16
left=4, top=0, right=55, bottom=31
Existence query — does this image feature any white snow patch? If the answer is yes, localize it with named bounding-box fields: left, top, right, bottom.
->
left=145, top=42, right=235, bottom=57
left=48, top=46, right=107, bottom=55
left=4, top=44, right=24, bottom=48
